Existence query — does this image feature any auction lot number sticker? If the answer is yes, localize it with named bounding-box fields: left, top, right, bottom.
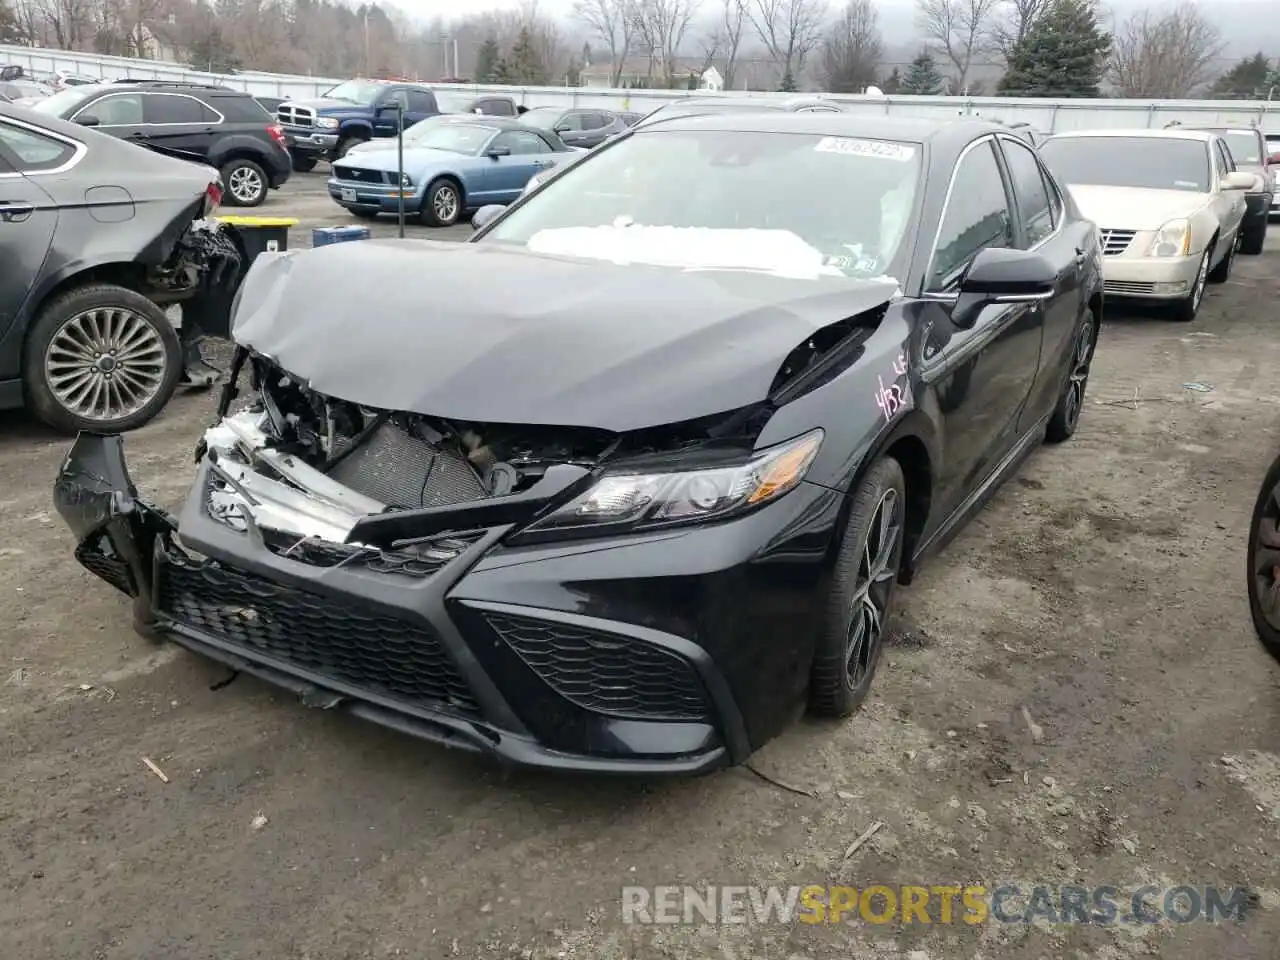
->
left=813, top=137, right=916, bottom=162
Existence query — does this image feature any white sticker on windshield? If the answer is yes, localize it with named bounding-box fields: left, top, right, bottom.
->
left=814, top=137, right=915, bottom=161
left=1174, top=180, right=1197, bottom=189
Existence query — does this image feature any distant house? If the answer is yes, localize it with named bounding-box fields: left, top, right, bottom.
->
left=699, top=66, right=723, bottom=92
left=577, top=54, right=712, bottom=89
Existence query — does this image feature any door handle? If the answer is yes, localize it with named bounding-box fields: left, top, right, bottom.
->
left=0, top=201, right=35, bottom=222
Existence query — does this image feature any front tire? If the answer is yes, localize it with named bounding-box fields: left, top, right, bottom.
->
left=1045, top=310, right=1096, bottom=444
left=23, top=284, right=181, bottom=434
left=421, top=178, right=462, bottom=227
left=334, top=135, right=367, bottom=160
left=1172, top=248, right=1210, bottom=322
left=1207, top=234, right=1235, bottom=283
left=1246, top=452, right=1280, bottom=664
left=220, top=158, right=268, bottom=207
left=291, top=154, right=318, bottom=173
left=809, top=457, right=906, bottom=718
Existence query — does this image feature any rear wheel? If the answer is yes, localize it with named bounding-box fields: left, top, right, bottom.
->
left=1045, top=309, right=1096, bottom=444
left=1240, top=217, right=1267, bottom=256
left=220, top=158, right=268, bottom=207
left=421, top=178, right=462, bottom=227
left=1246, top=452, right=1280, bottom=664
left=291, top=154, right=318, bottom=173
left=808, top=457, right=906, bottom=718
left=23, top=284, right=181, bottom=434
left=1172, top=248, right=1210, bottom=322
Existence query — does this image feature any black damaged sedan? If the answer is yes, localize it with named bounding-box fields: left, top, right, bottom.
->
left=55, top=115, right=1103, bottom=775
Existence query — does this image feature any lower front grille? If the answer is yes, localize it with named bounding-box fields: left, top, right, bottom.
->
left=483, top=611, right=709, bottom=722
left=76, top=532, right=135, bottom=595
left=332, top=165, right=388, bottom=184
left=1104, top=280, right=1157, bottom=295
left=157, top=549, right=479, bottom=715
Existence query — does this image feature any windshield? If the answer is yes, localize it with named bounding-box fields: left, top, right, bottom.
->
left=32, top=85, right=101, bottom=115
left=1040, top=136, right=1209, bottom=192
left=323, top=80, right=388, bottom=105
left=481, top=129, right=922, bottom=280
left=408, top=123, right=496, bottom=154
left=1214, top=130, right=1263, bottom=164
left=519, top=107, right=562, bottom=129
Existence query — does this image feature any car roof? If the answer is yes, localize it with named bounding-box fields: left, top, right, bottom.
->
left=633, top=111, right=1004, bottom=146
left=1048, top=128, right=1217, bottom=144
left=434, top=115, right=540, bottom=132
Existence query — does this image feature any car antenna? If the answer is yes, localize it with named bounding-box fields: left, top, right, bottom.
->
left=396, top=101, right=406, bottom=239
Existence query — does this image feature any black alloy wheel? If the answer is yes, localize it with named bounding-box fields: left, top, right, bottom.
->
left=1246, top=452, right=1280, bottom=664
left=809, top=456, right=906, bottom=718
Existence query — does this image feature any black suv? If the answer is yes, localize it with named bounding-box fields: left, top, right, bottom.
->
left=32, top=80, right=291, bottom=206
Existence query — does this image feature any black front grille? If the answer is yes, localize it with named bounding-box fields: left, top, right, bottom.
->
left=332, top=165, right=386, bottom=184
left=483, top=612, right=709, bottom=722
left=76, top=533, right=135, bottom=596
left=157, top=550, right=479, bottom=715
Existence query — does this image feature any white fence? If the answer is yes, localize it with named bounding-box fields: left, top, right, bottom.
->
left=5, top=42, right=1280, bottom=134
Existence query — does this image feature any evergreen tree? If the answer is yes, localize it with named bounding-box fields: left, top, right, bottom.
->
left=1207, top=53, right=1272, bottom=99
left=508, top=27, right=548, bottom=85
left=778, top=69, right=798, bottom=92
left=491, top=56, right=513, bottom=84
left=997, top=0, right=1110, bottom=98
left=880, top=66, right=902, bottom=94
left=900, top=50, right=943, bottom=95
left=475, top=36, right=501, bottom=83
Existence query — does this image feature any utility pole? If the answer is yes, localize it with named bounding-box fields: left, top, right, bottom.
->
left=363, top=10, right=370, bottom=77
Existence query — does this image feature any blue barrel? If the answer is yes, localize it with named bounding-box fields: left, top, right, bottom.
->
left=312, top=225, right=372, bottom=247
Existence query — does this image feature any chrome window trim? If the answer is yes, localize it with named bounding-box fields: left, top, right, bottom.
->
left=0, top=115, right=87, bottom=178
left=924, top=135, right=1009, bottom=291
left=70, top=91, right=225, bottom=127
left=995, top=133, right=1065, bottom=252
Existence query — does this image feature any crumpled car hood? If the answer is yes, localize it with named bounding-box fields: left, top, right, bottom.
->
left=231, top=239, right=899, bottom=432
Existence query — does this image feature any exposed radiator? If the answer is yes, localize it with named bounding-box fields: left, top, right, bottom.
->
left=327, top=420, right=487, bottom=509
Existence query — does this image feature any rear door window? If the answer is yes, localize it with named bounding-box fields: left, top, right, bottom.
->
left=1000, top=136, right=1055, bottom=247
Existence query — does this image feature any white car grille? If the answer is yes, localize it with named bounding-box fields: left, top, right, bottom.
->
left=1099, top=229, right=1137, bottom=256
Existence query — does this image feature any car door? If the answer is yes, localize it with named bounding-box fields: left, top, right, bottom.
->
left=482, top=129, right=556, bottom=202
left=139, top=92, right=221, bottom=161
left=405, top=89, right=437, bottom=125
left=995, top=133, right=1085, bottom=432
left=918, top=136, right=1046, bottom=517
left=0, top=120, right=68, bottom=347
left=71, top=91, right=146, bottom=144
left=1210, top=138, right=1244, bottom=254
left=373, top=88, right=411, bottom=136
left=554, top=111, right=593, bottom=148
left=578, top=111, right=617, bottom=147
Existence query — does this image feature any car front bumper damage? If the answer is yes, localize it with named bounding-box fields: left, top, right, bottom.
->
left=55, top=423, right=838, bottom=775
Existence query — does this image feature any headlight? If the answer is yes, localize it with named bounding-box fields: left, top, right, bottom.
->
left=521, top=430, right=823, bottom=538
left=315, top=117, right=339, bottom=130
left=400, top=173, right=413, bottom=187
left=1149, top=218, right=1191, bottom=257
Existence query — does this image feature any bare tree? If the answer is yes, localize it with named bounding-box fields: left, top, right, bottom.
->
left=700, top=0, right=748, bottom=89
left=1108, top=3, right=1223, bottom=98
left=990, top=0, right=1049, bottom=61
left=34, top=0, right=94, bottom=49
left=821, top=0, right=881, bottom=93
left=572, top=0, right=638, bottom=85
left=915, top=0, right=1000, bottom=93
left=633, top=0, right=701, bottom=85
left=747, top=0, right=829, bottom=85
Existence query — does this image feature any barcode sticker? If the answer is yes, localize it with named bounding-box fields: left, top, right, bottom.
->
left=814, top=138, right=915, bottom=162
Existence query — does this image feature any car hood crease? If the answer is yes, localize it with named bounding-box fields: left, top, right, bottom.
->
left=231, top=239, right=900, bottom=432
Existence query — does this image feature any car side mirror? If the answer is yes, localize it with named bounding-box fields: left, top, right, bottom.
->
left=75, top=114, right=100, bottom=126
left=554, top=123, right=570, bottom=133
left=953, top=248, right=1056, bottom=328
left=1222, top=171, right=1255, bottom=190
left=472, top=204, right=505, bottom=230
left=486, top=145, right=510, bottom=159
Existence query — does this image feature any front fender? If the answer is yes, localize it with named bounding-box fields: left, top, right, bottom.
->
left=339, top=120, right=374, bottom=140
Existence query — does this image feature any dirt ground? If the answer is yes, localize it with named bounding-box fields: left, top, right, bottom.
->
left=3, top=172, right=1280, bottom=960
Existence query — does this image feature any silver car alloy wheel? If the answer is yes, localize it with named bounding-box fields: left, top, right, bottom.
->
left=44, top=307, right=167, bottom=423
left=228, top=165, right=264, bottom=204
left=433, top=185, right=459, bottom=223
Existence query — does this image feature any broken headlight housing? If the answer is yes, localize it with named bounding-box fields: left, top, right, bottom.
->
left=523, top=430, right=823, bottom=537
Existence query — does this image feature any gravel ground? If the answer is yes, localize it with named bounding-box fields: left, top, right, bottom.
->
left=3, top=171, right=1280, bottom=960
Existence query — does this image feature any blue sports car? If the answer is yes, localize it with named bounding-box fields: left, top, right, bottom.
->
left=328, top=117, right=579, bottom=227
